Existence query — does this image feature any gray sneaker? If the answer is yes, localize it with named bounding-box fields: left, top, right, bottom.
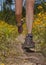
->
left=22, top=34, right=35, bottom=52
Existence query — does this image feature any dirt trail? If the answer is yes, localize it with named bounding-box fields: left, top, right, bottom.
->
left=3, top=34, right=46, bottom=65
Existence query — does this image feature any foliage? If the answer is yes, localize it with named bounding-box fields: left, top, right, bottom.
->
left=0, top=1, right=16, bottom=25
left=34, top=2, right=46, bottom=14
left=32, top=12, right=46, bottom=52
left=5, top=0, right=13, bottom=10
left=0, top=20, right=18, bottom=39
left=6, top=0, right=12, bottom=4
left=0, top=20, right=18, bottom=62
left=0, top=10, right=16, bottom=25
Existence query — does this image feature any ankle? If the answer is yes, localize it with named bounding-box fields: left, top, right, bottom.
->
left=16, top=14, right=22, bottom=25
left=17, top=23, right=22, bottom=26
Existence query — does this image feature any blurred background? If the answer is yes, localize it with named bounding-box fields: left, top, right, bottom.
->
left=0, top=0, right=46, bottom=24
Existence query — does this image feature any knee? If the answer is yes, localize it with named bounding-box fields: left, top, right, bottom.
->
left=27, top=0, right=35, bottom=7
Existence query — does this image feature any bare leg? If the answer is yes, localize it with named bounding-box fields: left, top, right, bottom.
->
left=15, top=0, right=23, bottom=33
left=26, top=0, right=35, bottom=34
left=15, top=0, right=22, bottom=26
left=22, top=0, right=35, bottom=51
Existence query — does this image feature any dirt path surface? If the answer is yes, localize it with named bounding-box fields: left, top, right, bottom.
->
left=0, top=34, right=46, bottom=65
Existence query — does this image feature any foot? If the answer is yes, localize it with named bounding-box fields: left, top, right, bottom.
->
left=17, top=20, right=23, bottom=34
left=22, top=34, right=35, bottom=52
left=18, top=24, right=23, bottom=34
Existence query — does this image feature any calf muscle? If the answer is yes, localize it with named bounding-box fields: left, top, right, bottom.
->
left=26, top=0, right=35, bottom=34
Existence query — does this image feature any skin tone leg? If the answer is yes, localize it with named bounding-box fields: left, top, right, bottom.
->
left=15, top=0, right=22, bottom=26
left=26, top=0, right=35, bottom=34
left=15, top=0, right=35, bottom=34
